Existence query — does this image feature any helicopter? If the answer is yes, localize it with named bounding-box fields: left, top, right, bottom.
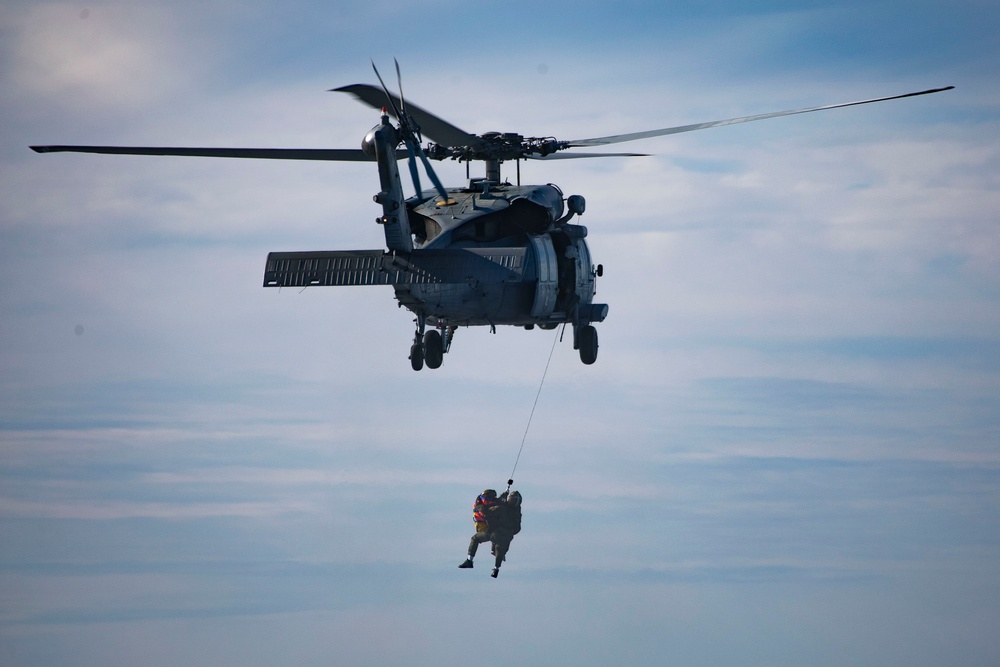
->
left=31, top=63, right=953, bottom=370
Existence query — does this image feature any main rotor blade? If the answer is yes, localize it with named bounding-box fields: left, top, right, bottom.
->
left=565, top=86, right=955, bottom=147
left=333, top=84, right=485, bottom=150
left=30, top=145, right=392, bottom=161
left=527, top=152, right=650, bottom=160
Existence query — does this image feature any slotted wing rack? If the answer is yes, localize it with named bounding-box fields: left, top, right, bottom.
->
left=263, top=248, right=528, bottom=288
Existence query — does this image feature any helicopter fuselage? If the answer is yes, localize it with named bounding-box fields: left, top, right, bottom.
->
left=263, top=109, right=606, bottom=370
left=261, top=180, right=607, bottom=369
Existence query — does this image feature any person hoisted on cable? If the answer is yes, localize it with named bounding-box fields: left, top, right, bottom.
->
left=458, top=486, right=522, bottom=578
left=458, top=489, right=499, bottom=570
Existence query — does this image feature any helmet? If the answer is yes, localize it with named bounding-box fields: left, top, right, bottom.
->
left=476, top=489, right=498, bottom=509
left=507, top=490, right=522, bottom=507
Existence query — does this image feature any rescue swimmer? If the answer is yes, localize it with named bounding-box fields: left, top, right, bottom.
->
left=458, top=487, right=522, bottom=578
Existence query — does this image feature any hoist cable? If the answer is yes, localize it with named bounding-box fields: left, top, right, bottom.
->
left=508, top=326, right=561, bottom=486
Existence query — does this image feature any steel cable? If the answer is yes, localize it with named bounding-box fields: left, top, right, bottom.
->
left=508, top=326, right=561, bottom=487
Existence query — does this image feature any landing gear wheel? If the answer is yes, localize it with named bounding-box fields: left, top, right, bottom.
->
left=423, top=329, right=443, bottom=369
left=409, top=342, right=424, bottom=371
left=578, top=325, right=598, bottom=365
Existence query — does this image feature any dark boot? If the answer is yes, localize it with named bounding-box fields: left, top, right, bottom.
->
left=491, top=567, right=499, bottom=578
left=458, top=559, right=473, bottom=569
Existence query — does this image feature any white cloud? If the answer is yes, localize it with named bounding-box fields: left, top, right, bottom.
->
left=8, top=3, right=191, bottom=111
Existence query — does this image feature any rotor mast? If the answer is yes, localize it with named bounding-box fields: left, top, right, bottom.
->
left=485, top=157, right=502, bottom=184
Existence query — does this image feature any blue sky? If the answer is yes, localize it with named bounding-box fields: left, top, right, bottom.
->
left=1, top=1, right=998, bottom=665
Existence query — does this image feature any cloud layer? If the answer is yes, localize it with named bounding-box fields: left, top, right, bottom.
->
left=2, top=1, right=999, bottom=666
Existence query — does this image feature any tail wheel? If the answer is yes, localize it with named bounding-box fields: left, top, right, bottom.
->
left=423, top=329, right=443, bottom=369
left=409, top=342, right=424, bottom=371
left=578, top=325, right=598, bottom=365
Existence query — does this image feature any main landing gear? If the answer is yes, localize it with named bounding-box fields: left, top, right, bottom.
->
left=409, top=316, right=453, bottom=371
left=575, top=324, right=599, bottom=365
left=407, top=317, right=598, bottom=369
